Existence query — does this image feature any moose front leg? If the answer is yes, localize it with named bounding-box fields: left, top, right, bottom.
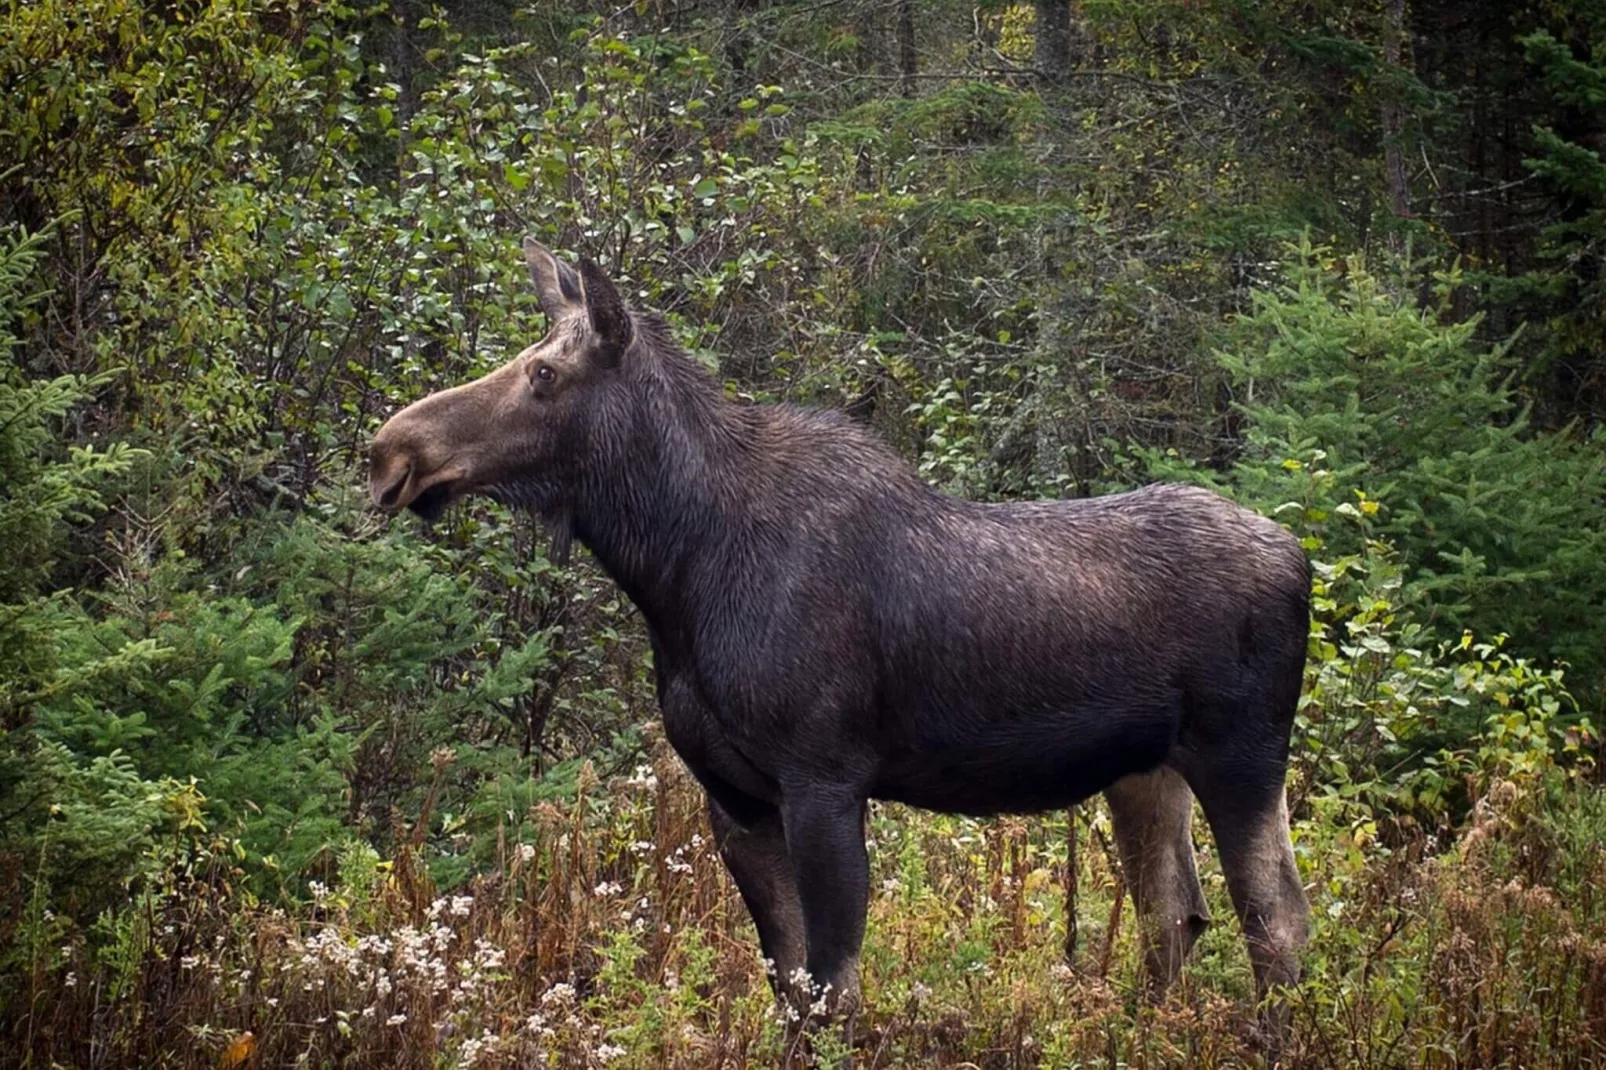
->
left=706, top=794, right=807, bottom=995
left=779, top=787, right=870, bottom=1027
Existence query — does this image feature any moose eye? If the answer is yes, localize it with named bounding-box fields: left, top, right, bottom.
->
left=534, top=363, right=556, bottom=384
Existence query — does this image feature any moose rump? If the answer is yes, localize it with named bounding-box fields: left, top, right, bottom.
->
left=368, top=238, right=1313, bottom=1045
left=863, top=493, right=1305, bottom=819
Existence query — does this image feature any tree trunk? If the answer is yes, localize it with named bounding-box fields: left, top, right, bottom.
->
left=393, top=0, right=418, bottom=184
left=858, top=0, right=885, bottom=79
left=897, top=0, right=916, bottom=96
left=1381, top=0, right=1411, bottom=219
left=1036, top=0, right=1070, bottom=87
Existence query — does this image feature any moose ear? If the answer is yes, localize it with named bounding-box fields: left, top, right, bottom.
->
left=578, top=258, right=633, bottom=358
left=522, top=237, right=583, bottom=319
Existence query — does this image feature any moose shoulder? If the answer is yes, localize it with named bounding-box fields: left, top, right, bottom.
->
left=369, top=239, right=1311, bottom=1043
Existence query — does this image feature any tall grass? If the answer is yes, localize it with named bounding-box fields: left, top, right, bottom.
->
left=11, top=736, right=1604, bottom=1069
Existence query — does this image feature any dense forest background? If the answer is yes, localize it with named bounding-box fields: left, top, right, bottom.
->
left=2, top=1, right=1605, bottom=1066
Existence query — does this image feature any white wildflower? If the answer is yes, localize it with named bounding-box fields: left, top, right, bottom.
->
left=459, top=1029, right=498, bottom=1067
left=808, top=982, right=834, bottom=1018
left=473, top=938, right=506, bottom=971
left=540, top=982, right=576, bottom=1007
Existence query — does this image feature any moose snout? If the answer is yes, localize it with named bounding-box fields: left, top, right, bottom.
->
left=370, top=456, right=413, bottom=511
left=367, top=409, right=472, bottom=520
left=368, top=414, right=423, bottom=512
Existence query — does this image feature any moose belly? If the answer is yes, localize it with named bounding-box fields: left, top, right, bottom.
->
left=870, top=704, right=1176, bottom=816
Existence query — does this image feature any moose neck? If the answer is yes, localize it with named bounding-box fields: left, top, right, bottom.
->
left=569, top=333, right=742, bottom=640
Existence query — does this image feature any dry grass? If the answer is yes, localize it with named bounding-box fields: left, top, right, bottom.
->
left=11, top=744, right=1606, bottom=1069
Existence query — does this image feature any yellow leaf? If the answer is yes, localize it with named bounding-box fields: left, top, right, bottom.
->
left=220, top=1032, right=256, bottom=1070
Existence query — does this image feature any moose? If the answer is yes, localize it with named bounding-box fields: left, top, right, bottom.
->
left=369, top=240, right=1312, bottom=1047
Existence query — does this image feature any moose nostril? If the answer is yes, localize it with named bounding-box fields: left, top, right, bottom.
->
left=376, top=466, right=411, bottom=509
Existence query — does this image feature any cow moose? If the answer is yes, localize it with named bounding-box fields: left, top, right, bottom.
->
left=369, top=239, right=1312, bottom=1049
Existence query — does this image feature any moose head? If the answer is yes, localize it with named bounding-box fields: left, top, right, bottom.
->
left=367, top=239, right=635, bottom=537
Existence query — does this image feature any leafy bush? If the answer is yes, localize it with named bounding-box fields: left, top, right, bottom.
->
left=0, top=220, right=183, bottom=991
left=0, top=211, right=562, bottom=988
left=1139, top=239, right=1606, bottom=691
left=1264, top=457, right=1592, bottom=823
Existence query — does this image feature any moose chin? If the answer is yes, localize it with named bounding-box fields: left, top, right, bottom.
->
left=369, top=237, right=1312, bottom=1050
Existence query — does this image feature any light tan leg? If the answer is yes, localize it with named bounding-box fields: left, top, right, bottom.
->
left=1105, top=767, right=1212, bottom=996
left=1217, top=791, right=1307, bottom=988
left=1192, top=778, right=1309, bottom=1053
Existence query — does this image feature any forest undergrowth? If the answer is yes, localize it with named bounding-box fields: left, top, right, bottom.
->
left=13, top=733, right=1606, bottom=1069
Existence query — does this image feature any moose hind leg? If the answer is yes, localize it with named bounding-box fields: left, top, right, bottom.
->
left=1189, top=765, right=1309, bottom=1037
left=707, top=794, right=807, bottom=995
left=1104, top=767, right=1212, bottom=997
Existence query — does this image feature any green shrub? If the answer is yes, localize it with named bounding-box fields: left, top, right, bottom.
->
left=1139, top=239, right=1606, bottom=692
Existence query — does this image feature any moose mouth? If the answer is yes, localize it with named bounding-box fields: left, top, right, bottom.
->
left=408, top=480, right=458, bottom=522
left=372, top=461, right=465, bottom=522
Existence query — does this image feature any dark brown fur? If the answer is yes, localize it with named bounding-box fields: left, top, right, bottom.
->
left=370, top=240, right=1312, bottom=1045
